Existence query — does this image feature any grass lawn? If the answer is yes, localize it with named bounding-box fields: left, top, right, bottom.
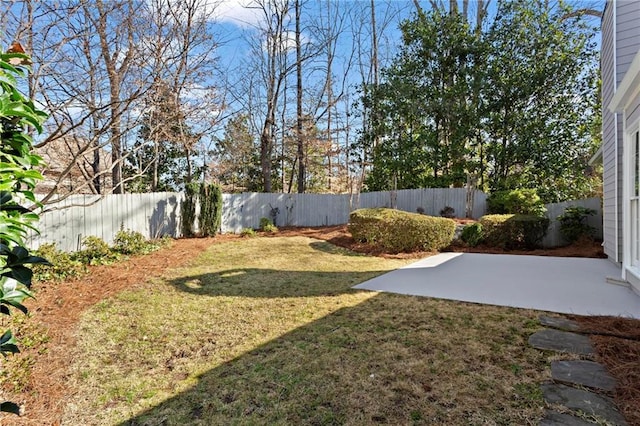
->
left=62, top=236, right=549, bottom=425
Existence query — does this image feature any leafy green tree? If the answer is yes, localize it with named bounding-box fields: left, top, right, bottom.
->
left=0, top=46, right=49, bottom=415
left=482, top=0, right=599, bottom=201
left=362, top=8, right=483, bottom=191
left=359, top=0, right=600, bottom=203
left=124, top=134, right=194, bottom=193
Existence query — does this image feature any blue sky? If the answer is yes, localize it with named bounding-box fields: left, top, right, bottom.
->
left=206, top=0, right=602, bottom=121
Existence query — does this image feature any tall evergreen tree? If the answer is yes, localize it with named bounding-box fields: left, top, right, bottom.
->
left=359, top=0, right=600, bottom=202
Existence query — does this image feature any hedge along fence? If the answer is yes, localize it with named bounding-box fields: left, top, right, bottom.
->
left=480, top=214, right=551, bottom=250
left=26, top=190, right=600, bottom=252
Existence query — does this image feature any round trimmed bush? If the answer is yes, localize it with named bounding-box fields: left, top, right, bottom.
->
left=348, top=208, right=456, bottom=253
left=480, top=214, right=550, bottom=249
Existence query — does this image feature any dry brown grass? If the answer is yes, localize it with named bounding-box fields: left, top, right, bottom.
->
left=2, top=227, right=627, bottom=425
left=55, top=236, right=550, bottom=425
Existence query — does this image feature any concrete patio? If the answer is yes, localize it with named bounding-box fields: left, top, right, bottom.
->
left=354, top=253, right=640, bottom=318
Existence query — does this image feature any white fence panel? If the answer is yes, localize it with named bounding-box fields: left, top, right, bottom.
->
left=542, top=198, right=603, bottom=248
left=28, top=192, right=182, bottom=252
left=221, top=192, right=352, bottom=233
left=356, top=188, right=485, bottom=219
left=29, top=189, right=599, bottom=251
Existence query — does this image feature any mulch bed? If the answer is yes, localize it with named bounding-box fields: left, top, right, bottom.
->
left=2, top=226, right=636, bottom=425
left=276, top=224, right=608, bottom=259
left=569, top=315, right=640, bottom=426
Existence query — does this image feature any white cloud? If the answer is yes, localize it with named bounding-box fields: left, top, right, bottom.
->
left=214, top=0, right=263, bottom=27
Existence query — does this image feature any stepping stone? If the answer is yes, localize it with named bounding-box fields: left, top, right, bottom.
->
left=539, top=410, right=596, bottom=425
left=541, top=383, right=627, bottom=425
left=551, top=360, right=617, bottom=392
left=539, top=315, right=581, bottom=332
left=529, top=329, right=595, bottom=356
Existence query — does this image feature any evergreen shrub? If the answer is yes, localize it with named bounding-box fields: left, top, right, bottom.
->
left=348, top=208, right=455, bottom=253
left=557, top=206, right=597, bottom=243
left=487, top=189, right=546, bottom=216
left=461, top=223, right=483, bottom=247
left=480, top=214, right=550, bottom=249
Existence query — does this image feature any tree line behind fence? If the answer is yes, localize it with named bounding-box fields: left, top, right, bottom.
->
left=27, top=189, right=601, bottom=252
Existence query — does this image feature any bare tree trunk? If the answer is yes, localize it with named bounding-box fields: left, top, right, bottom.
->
left=369, top=0, right=381, bottom=153
left=295, top=0, right=305, bottom=193
left=93, top=0, right=136, bottom=194
left=255, top=0, right=291, bottom=193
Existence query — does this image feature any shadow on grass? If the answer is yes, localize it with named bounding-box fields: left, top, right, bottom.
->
left=308, top=240, right=367, bottom=257
left=117, top=291, right=543, bottom=426
left=168, top=268, right=390, bottom=298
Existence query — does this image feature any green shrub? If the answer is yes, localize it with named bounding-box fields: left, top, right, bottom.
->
left=259, top=217, right=278, bottom=233
left=557, top=206, right=597, bottom=243
left=0, top=46, right=52, bottom=414
left=200, top=184, right=223, bottom=237
left=32, top=243, right=86, bottom=282
left=487, top=189, right=546, bottom=216
left=181, top=182, right=200, bottom=237
left=348, top=208, right=456, bottom=253
left=480, top=214, right=550, bottom=249
left=113, top=229, right=155, bottom=255
left=439, top=206, right=455, bottom=218
left=461, top=223, right=483, bottom=247
left=75, top=236, right=120, bottom=265
left=240, top=228, right=257, bottom=238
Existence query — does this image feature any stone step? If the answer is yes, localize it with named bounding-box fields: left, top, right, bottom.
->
left=541, top=383, right=627, bottom=425
left=550, top=360, right=617, bottom=392
left=529, top=329, right=595, bottom=356
left=539, top=410, right=596, bottom=425
left=539, top=315, right=581, bottom=332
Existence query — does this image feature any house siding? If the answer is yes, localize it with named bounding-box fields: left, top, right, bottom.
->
left=629, top=97, right=640, bottom=127
left=602, top=0, right=640, bottom=262
left=601, top=1, right=618, bottom=260
left=616, top=2, right=640, bottom=259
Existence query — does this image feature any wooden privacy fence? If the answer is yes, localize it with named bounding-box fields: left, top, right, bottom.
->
left=28, top=192, right=183, bottom=252
left=223, top=188, right=487, bottom=233
left=27, top=190, right=600, bottom=252
left=541, top=197, right=603, bottom=248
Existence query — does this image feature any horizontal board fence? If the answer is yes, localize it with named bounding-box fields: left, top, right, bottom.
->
left=26, top=190, right=600, bottom=252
